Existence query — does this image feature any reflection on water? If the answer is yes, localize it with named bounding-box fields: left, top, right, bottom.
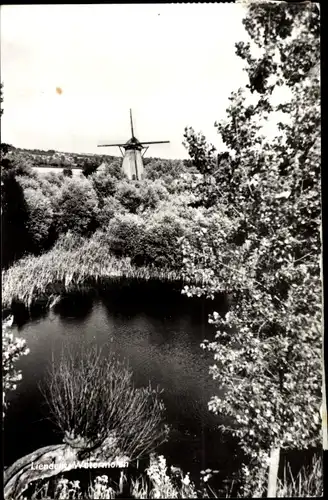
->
left=4, top=280, right=242, bottom=489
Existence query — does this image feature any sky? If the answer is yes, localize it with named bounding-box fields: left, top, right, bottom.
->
left=1, top=3, right=253, bottom=159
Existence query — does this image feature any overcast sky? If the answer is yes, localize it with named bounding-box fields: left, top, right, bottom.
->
left=1, top=3, right=252, bottom=159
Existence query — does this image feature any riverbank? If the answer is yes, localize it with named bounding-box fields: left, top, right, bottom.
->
left=2, top=237, right=206, bottom=312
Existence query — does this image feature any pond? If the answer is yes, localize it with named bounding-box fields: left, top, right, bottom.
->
left=4, top=280, right=243, bottom=493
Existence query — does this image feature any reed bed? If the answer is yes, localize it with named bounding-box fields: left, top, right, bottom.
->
left=2, top=239, right=197, bottom=310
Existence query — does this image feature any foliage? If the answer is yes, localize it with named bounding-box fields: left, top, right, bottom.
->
left=63, top=167, right=73, bottom=177
left=115, top=179, right=169, bottom=214
left=105, top=158, right=126, bottom=180
left=105, top=213, right=146, bottom=258
left=144, top=158, right=187, bottom=184
left=52, top=177, right=99, bottom=236
left=97, top=196, right=127, bottom=228
left=235, top=2, right=320, bottom=91
left=136, top=210, right=185, bottom=269
left=115, top=181, right=143, bottom=213
left=42, top=342, right=168, bottom=460
left=22, top=187, right=54, bottom=253
left=1, top=155, right=32, bottom=268
left=181, top=1, right=321, bottom=495
left=2, top=315, right=30, bottom=419
left=52, top=231, right=86, bottom=251
left=183, top=128, right=217, bottom=175
left=81, top=159, right=100, bottom=177
left=42, top=171, right=65, bottom=189
left=90, top=171, right=118, bottom=203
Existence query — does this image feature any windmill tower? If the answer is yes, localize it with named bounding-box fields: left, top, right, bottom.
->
left=97, top=109, right=170, bottom=180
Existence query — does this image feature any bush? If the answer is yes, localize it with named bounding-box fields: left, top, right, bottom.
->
left=82, top=160, right=99, bottom=177
left=106, top=158, right=126, bottom=180
left=1, top=166, right=32, bottom=267
left=115, top=179, right=169, bottom=214
left=144, top=159, right=187, bottom=183
left=135, top=210, right=185, bottom=268
left=63, top=167, right=73, bottom=177
left=105, top=213, right=146, bottom=258
left=23, top=187, right=54, bottom=253
left=97, top=195, right=127, bottom=228
left=42, top=171, right=65, bottom=188
left=90, top=171, right=118, bottom=203
left=53, top=177, right=99, bottom=236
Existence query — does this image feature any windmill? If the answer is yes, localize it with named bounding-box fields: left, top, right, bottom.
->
left=97, top=109, right=170, bottom=180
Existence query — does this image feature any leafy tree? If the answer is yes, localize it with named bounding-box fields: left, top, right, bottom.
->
left=1, top=156, right=33, bottom=268
left=183, top=128, right=217, bottom=175
left=53, top=177, right=99, bottom=236
left=97, top=195, right=127, bottom=228
left=144, top=158, right=186, bottom=183
left=106, top=158, right=126, bottom=180
left=81, top=159, right=99, bottom=177
left=23, top=187, right=54, bottom=253
left=105, top=213, right=146, bottom=259
left=115, top=181, right=143, bottom=213
left=136, top=210, right=185, bottom=269
left=63, top=167, right=73, bottom=177
left=90, top=171, right=118, bottom=204
left=115, top=179, right=169, bottom=214
left=182, top=2, right=321, bottom=496
left=43, top=171, right=65, bottom=189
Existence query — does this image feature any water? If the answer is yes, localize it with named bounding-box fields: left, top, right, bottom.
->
left=4, top=280, right=242, bottom=491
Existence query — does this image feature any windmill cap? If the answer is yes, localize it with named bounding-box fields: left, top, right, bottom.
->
left=125, top=137, right=143, bottom=148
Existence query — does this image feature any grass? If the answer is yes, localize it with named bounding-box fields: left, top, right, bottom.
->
left=42, top=341, right=167, bottom=460
left=2, top=237, right=198, bottom=310
left=276, top=454, right=323, bottom=498
left=20, top=453, right=323, bottom=499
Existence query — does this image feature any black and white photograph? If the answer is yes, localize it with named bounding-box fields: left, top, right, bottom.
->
left=1, top=1, right=324, bottom=498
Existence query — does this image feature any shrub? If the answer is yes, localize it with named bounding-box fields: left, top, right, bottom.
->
left=115, top=180, right=144, bottom=213
left=90, top=171, right=118, bottom=202
left=144, top=159, right=187, bottom=183
left=42, top=171, right=65, bottom=188
left=1, top=166, right=32, bottom=267
left=115, top=179, right=169, bottom=214
left=82, top=162, right=100, bottom=178
left=97, top=196, right=127, bottom=228
left=53, top=177, right=99, bottom=236
left=63, top=167, right=73, bottom=177
left=135, top=211, right=185, bottom=268
left=106, top=158, right=126, bottom=180
left=106, top=213, right=146, bottom=258
left=23, top=187, right=54, bottom=253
